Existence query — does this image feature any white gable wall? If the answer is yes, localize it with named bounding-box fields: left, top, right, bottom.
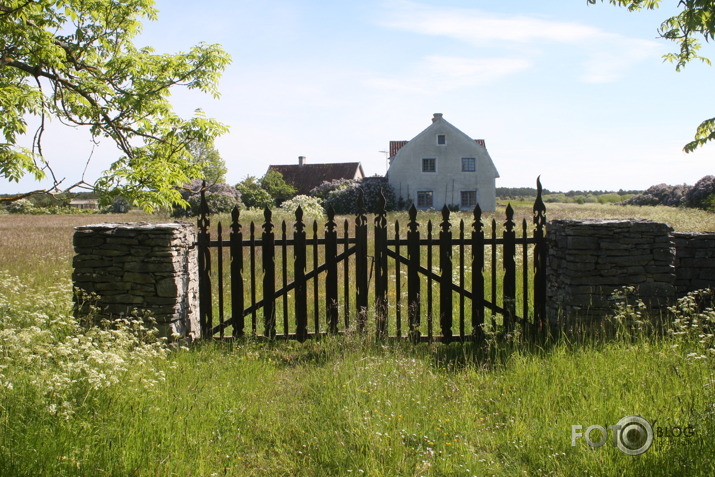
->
left=387, top=116, right=500, bottom=212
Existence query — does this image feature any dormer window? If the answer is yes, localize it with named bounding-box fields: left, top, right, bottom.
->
left=437, top=134, right=446, bottom=145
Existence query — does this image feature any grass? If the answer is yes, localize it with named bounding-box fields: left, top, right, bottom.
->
left=0, top=204, right=714, bottom=476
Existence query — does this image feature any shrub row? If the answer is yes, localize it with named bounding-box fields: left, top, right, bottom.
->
left=624, top=175, right=715, bottom=211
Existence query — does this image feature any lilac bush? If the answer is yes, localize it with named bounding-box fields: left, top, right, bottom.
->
left=322, top=178, right=397, bottom=215
left=685, top=175, right=715, bottom=210
left=176, top=179, right=243, bottom=216
left=624, top=183, right=690, bottom=207
left=309, top=179, right=358, bottom=201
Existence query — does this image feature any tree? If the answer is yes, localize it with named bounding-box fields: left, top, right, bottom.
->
left=259, top=170, right=296, bottom=206
left=588, top=0, right=715, bottom=151
left=235, top=175, right=273, bottom=209
left=0, top=0, right=230, bottom=211
left=186, top=138, right=227, bottom=184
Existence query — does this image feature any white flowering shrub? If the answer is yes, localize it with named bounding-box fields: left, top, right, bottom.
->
left=280, top=195, right=325, bottom=220
left=607, top=286, right=715, bottom=361
left=0, top=271, right=170, bottom=420
left=6, top=198, right=34, bottom=214
left=667, top=289, right=715, bottom=360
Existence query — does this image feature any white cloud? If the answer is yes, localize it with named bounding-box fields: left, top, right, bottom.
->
left=380, top=0, right=599, bottom=45
left=366, top=56, right=531, bottom=93
left=579, top=36, right=660, bottom=83
left=377, top=0, right=662, bottom=84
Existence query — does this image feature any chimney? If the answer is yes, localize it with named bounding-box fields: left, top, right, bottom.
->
left=475, top=139, right=486, bottom=148
left=432, top=113, right=443, bottom=123
left=298, top=155, right=306, bottom=166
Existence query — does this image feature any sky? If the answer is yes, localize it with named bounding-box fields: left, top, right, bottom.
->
left=3, top=0, right=714, bottom=194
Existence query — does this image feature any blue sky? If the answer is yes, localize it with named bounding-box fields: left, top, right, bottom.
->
left=4, top=0, right=714, bottom=194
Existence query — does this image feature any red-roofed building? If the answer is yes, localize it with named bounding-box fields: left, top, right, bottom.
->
left=267, top=157, right=365, bottom=195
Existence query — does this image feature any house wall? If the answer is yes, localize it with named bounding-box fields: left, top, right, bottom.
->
left=387, top=118, right=498, bottom=211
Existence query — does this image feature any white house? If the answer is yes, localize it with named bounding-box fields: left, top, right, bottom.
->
left=387, top=113, right=500, bottom=212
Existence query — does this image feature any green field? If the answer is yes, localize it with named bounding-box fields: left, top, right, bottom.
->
left=0, top=204, right=713, bottom=476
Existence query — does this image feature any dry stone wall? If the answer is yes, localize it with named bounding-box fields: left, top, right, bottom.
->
left=546, top=219, right=676, bottom=325
left=672, top=231, right=715, bottom=294
left=72, top=223, right=199, bottom=340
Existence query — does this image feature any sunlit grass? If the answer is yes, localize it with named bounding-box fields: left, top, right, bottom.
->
left=1, top=274, right=713, bottom=476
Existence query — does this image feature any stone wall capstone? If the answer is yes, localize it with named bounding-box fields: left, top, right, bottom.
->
left=72, top=222, right=199, bottom=340
left=545, top=219, right=676, bottom=326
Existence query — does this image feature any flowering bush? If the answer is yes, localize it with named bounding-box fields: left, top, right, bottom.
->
left=175, top=178, right=243, bottom=216
left=667, top=288, right=715, bottom=360
left=6, top=198, right=34, bottom=214
left=321, top=178, right=397, bottom=215
left=309, top=179, right=358, bottom=201
left=0, top=271, right=170, bottom=420
left=279, top=195, right=325, bottom=220
left=623, top=183, right=690, bottom=207
left=685, top=175, right=715, bottom=211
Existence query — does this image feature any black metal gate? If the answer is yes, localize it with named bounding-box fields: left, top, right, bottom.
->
left=197, top=179, right=547, bottom=342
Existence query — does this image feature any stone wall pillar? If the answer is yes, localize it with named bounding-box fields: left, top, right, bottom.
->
left=545, top=219, right=675, bottom=326
left=72, top=223, right=199, bottom=340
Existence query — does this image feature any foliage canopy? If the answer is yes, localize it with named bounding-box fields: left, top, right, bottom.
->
left=186, top=138, right=227, bottom=185
left=259, top=170, right=297, bottom=206
left=0, top=0, right=231, bottom=210
left=235, top=175, right=274, bottom=210
left=588, top=0, right=715, bottom=151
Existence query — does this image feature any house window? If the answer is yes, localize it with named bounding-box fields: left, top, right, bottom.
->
left=422, top=158, right=436, bottom=173
left=417, top=191, right=433, bottom=208
left=461, top=191, right=477, bottom=209
left=437, top=134, right=446, bottom=145
left=461, top=157, right=476, bottom=172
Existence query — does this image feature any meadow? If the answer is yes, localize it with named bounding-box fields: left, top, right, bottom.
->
left=0, top=203, right=714, bottom=476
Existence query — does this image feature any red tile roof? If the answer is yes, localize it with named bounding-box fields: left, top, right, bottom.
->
left=267, top=162, right=365, bottom=195
left=389, top=141, right=408, bottom=158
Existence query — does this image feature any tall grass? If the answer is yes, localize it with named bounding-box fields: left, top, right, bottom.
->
left=0, top=273, right=713, bottom=476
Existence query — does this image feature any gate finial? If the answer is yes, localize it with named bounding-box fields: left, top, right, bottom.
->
left=408, top=204, right=418, bottom=232
left=533, top=176, right=547, bottom=230
left=473, top=204, right=482, bottom=233
left=263, top=207, right=274, bottom=233
left=440, top=205, right=451, bottom=232
left=295, top=205, right=305, bottom=233
left=505, top=203, right=515, bottom=232
left=231, top=206, right=241, bottom=234
left=326, top=205, right=336, bottom=232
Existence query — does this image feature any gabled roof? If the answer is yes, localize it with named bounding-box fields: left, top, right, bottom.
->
left=267, top=162, right=365, bottom=195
